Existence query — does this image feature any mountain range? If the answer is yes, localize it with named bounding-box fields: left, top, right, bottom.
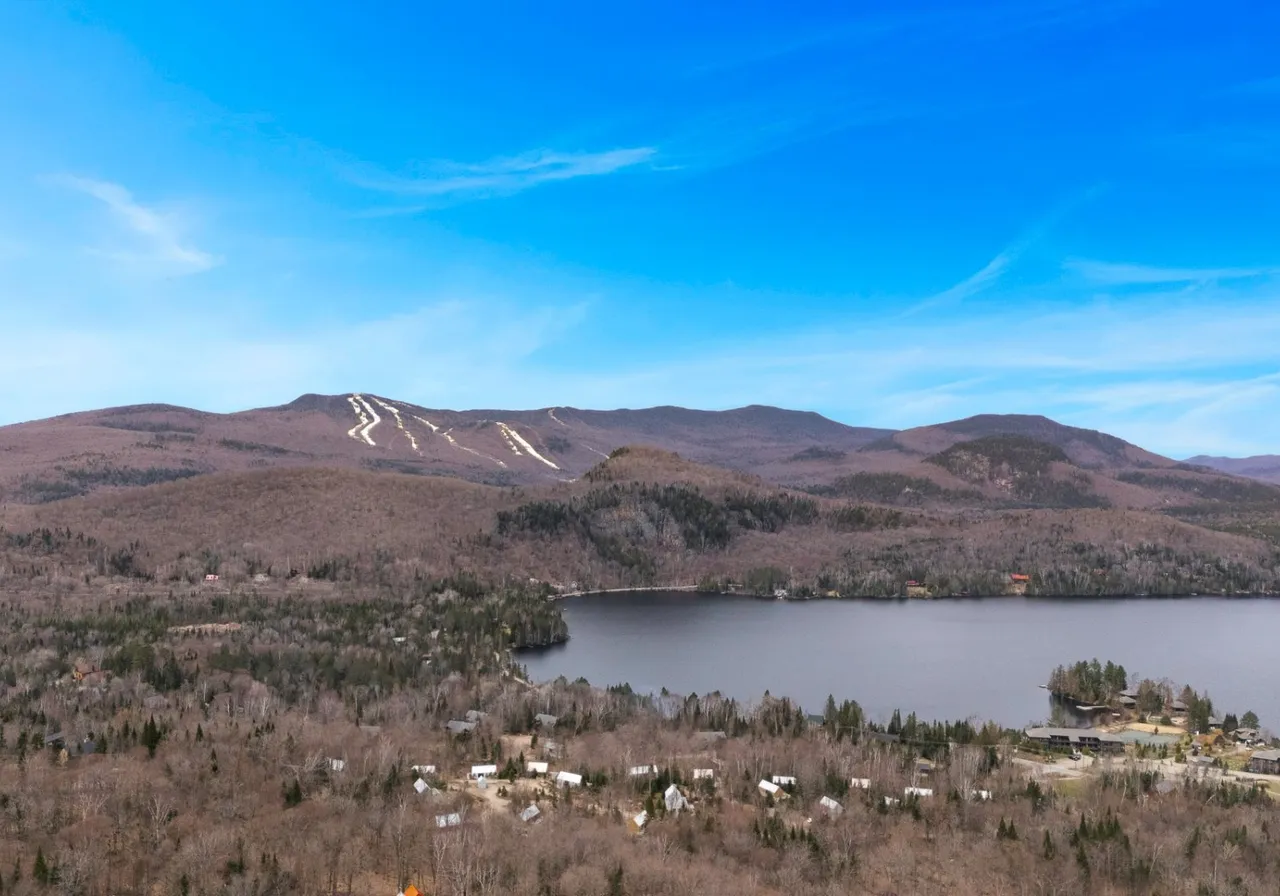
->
left=2, top=393, right=1279, bottom=597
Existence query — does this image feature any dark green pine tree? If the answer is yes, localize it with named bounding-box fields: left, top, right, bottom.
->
left=32, top=848, right=49, bottom=886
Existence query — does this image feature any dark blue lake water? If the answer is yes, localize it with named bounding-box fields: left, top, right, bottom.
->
left=519, top=592, right=1279, bottom=731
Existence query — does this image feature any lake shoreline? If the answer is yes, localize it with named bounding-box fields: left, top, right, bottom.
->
left=550, top=587, right=1278, bottom=602
left=521, top=591, right=1280, bottom=726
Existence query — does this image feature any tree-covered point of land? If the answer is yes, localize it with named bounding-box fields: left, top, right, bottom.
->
left=1046, top=658, right=1128, bottom=704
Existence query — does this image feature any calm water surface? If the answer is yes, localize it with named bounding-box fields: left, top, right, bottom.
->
left=519, top=592, right=1280, bottom=729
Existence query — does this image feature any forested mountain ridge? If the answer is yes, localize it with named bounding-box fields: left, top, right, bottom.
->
left=3, top=444, right=1279, bottom=599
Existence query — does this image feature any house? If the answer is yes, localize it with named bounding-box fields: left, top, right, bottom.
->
left=692, top=768, right=715, bottom=780
left=664, top=784, right=688, bottom=814
left=818, top=796, right=843, bottom=816
left=1008, top=573, right=1031, bottom=595
left=203, top=574, right=219, bottom=583
left=905, top=580, right=929, bottom=598
left=629, top=765, right=656, bottom=777
left=1118, top=696, right=1137, bottom=709
left=628, top=811, right=648, bottom=833
left=411, top=764, right=437, bottom=776
left=694, top=730, right=727, bottom=744
left=555, top=771, right=582, bottom=788
left=469, top=764, right=498, bottom=779
left=971, top=789, right=993, bottom=801
left=1171, top=700, right=1188, bottom=713
left=520, top=805, right=541, bottom=823
left=464, top=710, right=489, bottom=724
left=445, top=720, right=477, bottom=736
left=435, top=812, right=463, bottom=828
left=1023, top=727, right=1125, bottom=753
left=771, top=775, right=797, bottom=787
left=534, top=713, right=558, bottom=728
left=758, top=779, right=781, bottom=797
left=526, top=761, right=549, bottom=776
left=328, top=758, right=346, bottom=773
left=1235, top=728, right=1260, bottom=744
left=883, top=796, right=900, bottom=807
left=401, top=886, right=422, bottom=896
left=850, top=777, right=871, bottom=790
left=1248, top=749, right=1280, bottom=775
left=904, top=786, right=933, bottom=798
left=413, top=778, right=429, bottom=794
left=915, top=759, right=935, bottom=775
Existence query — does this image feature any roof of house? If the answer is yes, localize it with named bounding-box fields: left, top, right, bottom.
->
left=556, top=771, right=583, bottom=785
left=445, top=720, right=478, bottom=734
left=535, top=713, right=558, bottom=727
left=819, top=796, right=842, bottom=812
left=1023, top=727, right=1125, bottom=744
left=1010, top=574, right=1031, bottom=581
left=1251, top=749, right=1280, bottom=762
left=520, top=805, right=541, bottom=823
left=694, top=730, right=727, bottom=742
left=1118, top=696, right=1137, bottom=706
left=527, top=761, right=549, bottom=773
left=771, top=775, right=797, bottom=785
left=464, top=709, right=488, bottom=723
left=435, top=813, right=463, bottom=828
left=470, top=764, right=498, bottom=776
left=758, top=779, right=780, bottom=794
left=693, top=768, right=714, bottom=778
left=629, top=765, right=656, bottom=776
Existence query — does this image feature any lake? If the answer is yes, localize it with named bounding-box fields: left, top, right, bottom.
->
left=519, top=591, right=1279, bottom=730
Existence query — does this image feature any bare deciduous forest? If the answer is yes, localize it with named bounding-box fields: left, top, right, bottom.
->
left=0, top=573, right=1278, bottom=896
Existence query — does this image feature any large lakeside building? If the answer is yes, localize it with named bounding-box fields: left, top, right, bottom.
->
left=1023, top=727, right=1126, bottom=753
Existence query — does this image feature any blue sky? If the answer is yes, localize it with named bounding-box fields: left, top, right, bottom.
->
left=1, top=0, right=1278, bottom=456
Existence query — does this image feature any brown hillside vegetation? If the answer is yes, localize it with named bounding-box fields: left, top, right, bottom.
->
left=4, top=446, right=1280, bottom=597
left=1, top=579, right=1278, bottom=896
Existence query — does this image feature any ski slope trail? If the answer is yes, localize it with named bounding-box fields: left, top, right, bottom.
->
left=496, top=422, right=560, bottom=470
left=350, top=394, right=381, bottom=446
left=346, top=395, right=372, bottom=445
left=371, top=398, right=419, bottom=453
left=411, top=414, right=506, bottom=468
left=548, top=408, right=569, bottom=427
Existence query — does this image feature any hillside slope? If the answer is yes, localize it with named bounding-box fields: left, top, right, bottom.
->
left=0, top=394, right=892, bottom=502
left=1186, top=455, right=1280, bottom=484
left=4, top=446, right=1279, bottom=598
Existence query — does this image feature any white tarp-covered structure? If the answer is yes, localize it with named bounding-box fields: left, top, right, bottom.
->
left=664, top=784, right=688, bottom=814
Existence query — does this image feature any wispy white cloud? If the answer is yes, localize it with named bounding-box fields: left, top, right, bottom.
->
left=1065, top=258, right=1277, bottom=285
left=349, top=147, right=658, bottom=206
left=904, top=188, right=1104, bottom=315
left=906, top=246, right=1019, bottom=314
left=58, top=176, right=219, bottom=277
